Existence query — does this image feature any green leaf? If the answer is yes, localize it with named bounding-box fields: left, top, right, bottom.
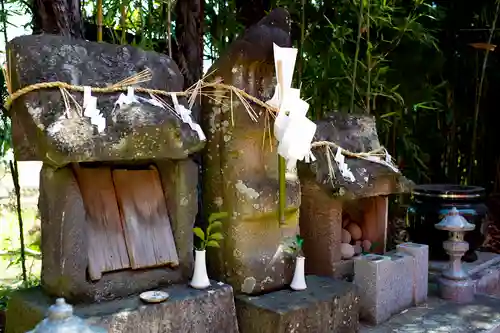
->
left=206, top=240, right=220, bottom=248
left=207, top=221, right=223, bottom=235
left=297, top=238, right=304, bottom=248
left=209, top=232, right=224, bottom=241
left=193, top=227, right=205, bottom=241
left=370, top=242, right=380, bottom=251
left=208, top=211, right=229, bottom=223
left=295, top=235, right=304, bottom=248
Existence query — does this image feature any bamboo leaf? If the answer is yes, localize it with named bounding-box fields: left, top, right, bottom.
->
left=206, top=240, right=220, bottom=248
left=207, top=221, right=223, bottom=235
left=209, top=233, right=224, bottom=241
left=208, top=211, right=229, bottom=223
left=380, top=111, right=397, bottom=118
left=193, top=227, right=205, bottom=241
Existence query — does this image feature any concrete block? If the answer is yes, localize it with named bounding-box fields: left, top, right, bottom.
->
left=235, top=275, right=359, bottom=333
left=6, top=282, right=238, bottom=333
left=354, top=252, right=414, bottom=325
left=397, top=242, right=429, bottom=304
left=386, top=251, right=414, bottom=316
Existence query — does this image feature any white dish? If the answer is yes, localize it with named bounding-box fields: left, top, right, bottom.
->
left=139, top=290, right=169, bottom=303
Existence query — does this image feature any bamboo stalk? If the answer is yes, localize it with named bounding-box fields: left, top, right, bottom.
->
left=97, top=0, right=103, bottom=42
left=9, top=160, right=27, bottom=284
left=469, top=0, right=500, bottom=182
left=350, top=0, right=364, bottom=113
left=1, top=0, right=27, bottom=285
left=167, top=0, right=172, bottom=58
left=278, top=157, right=286, bottom=226
left=120, top=0, right=127, bottom=44
left=276, top=60, right=286, bottom=226
left=366, top=0, right=371, bottom=114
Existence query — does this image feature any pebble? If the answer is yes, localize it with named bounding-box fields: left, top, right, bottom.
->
left=341, top=243, right=355, bottom=259
left=341, top=229, right=352, bottom=243
left=346, top=223, right=362, bottom=241
left=353, top=243, right=363, bottom=255
left=362, top=239, right=372, bottom=252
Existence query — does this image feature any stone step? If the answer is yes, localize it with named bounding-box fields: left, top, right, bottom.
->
left=360, top=294, right=500, bottom=333
left=6, top=282, right=238, bottom=333
left=235, top=275, right=359, bottom=333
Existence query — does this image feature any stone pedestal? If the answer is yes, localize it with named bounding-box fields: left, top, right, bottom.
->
left=5, top=282, right=238, bottom=333
left=438, top=277, right=475, bottom=304
left=430, top=252, right=500, bottom=299
left=235, top=276, right=359, bottom=333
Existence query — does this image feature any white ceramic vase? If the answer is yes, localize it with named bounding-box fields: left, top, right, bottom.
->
left=190, top=250, right=211, bottom=289
left=290, top=255, right=307, bottom=291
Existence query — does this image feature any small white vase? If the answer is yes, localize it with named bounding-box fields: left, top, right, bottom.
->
left=190, top=250, right=211, bottom=289
left=290, top=256, right=307, bottom=291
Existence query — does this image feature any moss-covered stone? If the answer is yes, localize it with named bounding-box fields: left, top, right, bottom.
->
left=7, top=34, right=205, bottom=167
left=201, top=8, right=301, bottom=295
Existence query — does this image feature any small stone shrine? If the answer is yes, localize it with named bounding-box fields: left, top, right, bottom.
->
left=298, top=113, right=429, bottom=326
left=201, top=9, right=359, bottom=333
left=5, top=34, right=237, bottom=333
left=299, top=113, right=413, bottom=278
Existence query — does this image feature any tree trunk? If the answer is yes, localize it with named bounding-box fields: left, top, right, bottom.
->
left=174, top=0, right=204, bottom=89
left=32, top=0, right=84, bottom=38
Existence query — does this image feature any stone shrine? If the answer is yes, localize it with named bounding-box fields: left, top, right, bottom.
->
left=201, top=8, right=300, bottom=296
left=298, top=113, right=429, bottom=326
left=299, top=113, right=413, bottom=279
left=201, top=9, right=359, bottom=333
left=5, top=34, right=237, bottom=333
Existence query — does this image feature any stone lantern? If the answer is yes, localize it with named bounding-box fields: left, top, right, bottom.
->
left=27, top=298, right=107, bottom=333
left=435, top=207, right=476, bottom=303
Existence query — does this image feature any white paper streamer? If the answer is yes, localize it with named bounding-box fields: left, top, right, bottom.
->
left=170, top=93, right=206, bottom=141
left=334, top=148, right=355, bottom=182
left=83, top=86, right=106, bottom=133
left=362, top=149, right=400, bottom=173
left=114, top=86, right=139, bottom=108
left=266, top=43, right=317, bottom=169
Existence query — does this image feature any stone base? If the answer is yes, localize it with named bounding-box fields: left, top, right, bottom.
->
left=361, top=286, right=500, bottom=333
left=474, top=261, right=500, bottom=297
left=235, top=275, right=359, bottom=333
left=6, top=282, right=238, bottom=333
left=438, top=277, right=475, bottom=304
left=430, top=252, right=500, bottom=299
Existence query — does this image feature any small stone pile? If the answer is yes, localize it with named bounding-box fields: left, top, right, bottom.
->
left=340, top=214, right=372, bottom=259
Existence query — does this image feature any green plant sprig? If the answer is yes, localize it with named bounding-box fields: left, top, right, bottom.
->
left=283, top=234, right=304, bottom=257
left=193, top=211, right=228, bottom=251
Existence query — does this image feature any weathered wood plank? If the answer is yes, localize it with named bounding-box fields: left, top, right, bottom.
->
left=73, top=165, right=130, bottom=281
left=113, top=167, right=179, bottom=269
left=360, top=196, right=388, bottom=254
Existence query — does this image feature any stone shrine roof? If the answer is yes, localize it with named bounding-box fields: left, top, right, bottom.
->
left=299, top=112, right=413, bottom=200
left=7, top=34, right=205, bottom=167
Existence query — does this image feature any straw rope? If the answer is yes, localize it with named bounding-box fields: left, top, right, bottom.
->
left=3, top=79, right=279, bottom=114
left=2, top=66, right=394, bottom=168
left=311, top=140, right=387, bottom=158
